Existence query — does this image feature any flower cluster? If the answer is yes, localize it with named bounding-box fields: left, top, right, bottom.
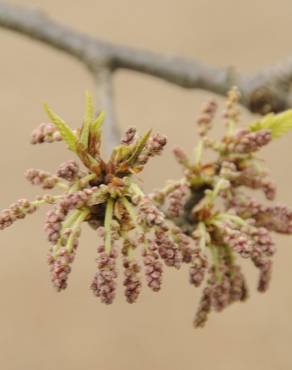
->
left=151, top=87, right=292, bottom=327
left=0, top=93, right=174, bottom=304
left=1, top=90, right=292, bottom=328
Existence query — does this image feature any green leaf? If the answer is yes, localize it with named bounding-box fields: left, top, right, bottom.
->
left=249, top=110, right=292, bottom=139
left=88, top=111, right=105, bottom=157
left=84, top=91, right=94, bottom=123
left=110, top=144, right=132, bottom=164
left=127, top=129, right=152, bottom=165
left=91, top=111, right=105, bottom=134
left=80, top=91, right=94, bottom=148
left=76, top=141, right=102, bottom=171
left=44, top=103, right=77, bottom=151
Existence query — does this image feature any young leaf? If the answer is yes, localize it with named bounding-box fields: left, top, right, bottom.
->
left=44, top=103, right=77, bottom=151
left=127, top=129, right=152, bottom=165
left=249, top=110, right=292, bottom=139
left=110, top=145, right=132, bottom=165
left=89, top=111, right=105, bottom=156
left=76, top=141, right=102, bottom=175
left=91, top=111, right=105, bottom=134
left=80, top=91, right=94, bottom=148
left=84, top=91, right=94, bottom=123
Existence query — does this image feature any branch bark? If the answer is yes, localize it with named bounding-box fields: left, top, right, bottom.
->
left=0, top=1, right=292, bottom=148
left=0, top=0, right=232, bottom=94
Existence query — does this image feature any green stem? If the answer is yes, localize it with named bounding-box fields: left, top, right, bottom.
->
left=68, top=182, right=80, bottom=193
left=226, top=119, right=236, bottom=136
left=67, top=173, right=97, bottom=193
left=223, top=244, right=235, bottom=266
left=127, top=246, right=134, bottom=259
left=54, top=208, right=89, bottom=254
left=209, top=244, right=222, bottom=282
left=121, top=197, right=152, bottom=254
left=212, top=178, right=229, bottom=200
left=31, top=195, right=62, bottom=208
left=62, top=209, right=85, bottom=230
left=66, top=208, right=90, bottom=253
left=194, top=139, right=204, bottom=166
left=56, top=182, right=69, bottom=191
left=218, top=213, right=248, bottom=227
left=121, top=197, right=137, bottom=222
left=104, top=198, right=114, bottom=254
left=198, top=222, right=207, bottom=252
left=143, top=236, right=150, bottom=253
left=129, top=183, right=144, bottom=198
left=79, top=173, right=97, bottom=187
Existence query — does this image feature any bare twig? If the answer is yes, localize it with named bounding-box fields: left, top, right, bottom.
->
left=0, top=1, right=292, bottom=148
left=0, top=0, right=232, bottom=94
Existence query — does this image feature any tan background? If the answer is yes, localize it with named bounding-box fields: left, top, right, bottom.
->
left=1, top=1, right=292, bottom=369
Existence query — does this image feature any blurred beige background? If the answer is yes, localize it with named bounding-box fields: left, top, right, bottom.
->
left=1, top=1, right=292, bottom=369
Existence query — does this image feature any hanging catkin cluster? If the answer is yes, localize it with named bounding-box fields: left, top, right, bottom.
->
left=1, top=89, right=292, bottom=328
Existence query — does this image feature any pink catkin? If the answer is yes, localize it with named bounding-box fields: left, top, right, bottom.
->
left=137, top=197, right=165, bottom=228
left=57, top=160, right=80, bottom=182
left=165, top=184, right=190, bottom=218
left=172, top=228, right=194, bottom=263
left=25, top=168, right=58, bottom=189
left=48, top=244, right=77, bottom=291
left=90, top=228, right=118, bottom=304
left=250, top=227, right=275, bottom=257
left=47, top=226, right=81, bottom=291
left=137, top=134, right=167, bottom=165
left=229, top=265, right=249, bottom=302
left=173, top=147, right=189, bottom=167
left=148, top=133, right=167, bottom=156
left=44, top=188, right=100, bottom=245
left=44, top=204, right=70, bottom=244
left=31, top=123, right=62, bottom=144
left=252, top=256, right=272, bottom=293
left=121, top=127, right=137, bottom=145
left=193, top=287, right=212, bottom=328
left=209, top=267, right=232, bottom=312
left=228, top=129, right=272, bottom=154
left=219, top=222, right=252, bottom=258
left=123, top=258, right=142, bottom=303
left=197, top=100, right=217, bottom=136
left=235, top=165, right=276, bottom=201
left=155, top=230, right=182, bottom=269
left=189, top=251, right=208, bottom=287
left=0, top=199, right=37, bottom=230
left=142, top=241, right=163, bottom=292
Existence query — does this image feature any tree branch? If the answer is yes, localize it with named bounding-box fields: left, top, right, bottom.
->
left=0, top=1, right=292, bottom=148
left=0, top=1, right=109, bottom=66
left=0, top=0, right=232, bottom=94
left=93, top=69, right=120, bottom=152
